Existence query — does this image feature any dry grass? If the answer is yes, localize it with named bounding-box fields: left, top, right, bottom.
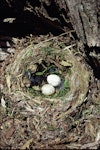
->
left=1, top=33, right=100, bottom=149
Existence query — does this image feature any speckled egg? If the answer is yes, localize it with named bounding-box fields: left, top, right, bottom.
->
left=47, top=74, right=61, bottom=87
left=41, top=84, right=55, bottom=95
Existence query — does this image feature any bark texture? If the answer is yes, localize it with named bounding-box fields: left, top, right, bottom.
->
left=66, top=0, right=100, bottom=47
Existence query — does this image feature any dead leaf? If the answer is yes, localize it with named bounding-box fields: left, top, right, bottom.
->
left=6, top=126, right=15, bottom=139
left=1, top=96, right=6, bottom=108
left=60, top=60, right=72, bottom=67
left=85, top=121, right=96, bottom=138
left=5, top=74, right=11, bottom=93
left=21, top=138, right=33, bottom=149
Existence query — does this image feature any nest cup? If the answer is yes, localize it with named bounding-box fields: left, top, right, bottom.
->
left=5, top=39, right=90, bottom=115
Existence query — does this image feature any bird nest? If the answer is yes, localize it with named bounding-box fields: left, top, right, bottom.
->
left=5, top=36, right=90, bottom=117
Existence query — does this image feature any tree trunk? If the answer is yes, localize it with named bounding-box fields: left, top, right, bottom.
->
left=65, top=0, right=100, bottom=78
left=1, top=0, right=99, bottom=47
left=66, top=0, right=100, bottom=47
left=0, top=0, right=100, bottom=77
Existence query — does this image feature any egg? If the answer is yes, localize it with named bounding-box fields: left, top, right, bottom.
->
left=41, top=84, right=55, bottom=95
left=47, top=74, right=61, bottom=87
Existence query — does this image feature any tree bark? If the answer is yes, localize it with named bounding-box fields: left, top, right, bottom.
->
left=66, top=0, right=100, bottom=47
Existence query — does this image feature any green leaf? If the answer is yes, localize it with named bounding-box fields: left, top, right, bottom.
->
left=64, top=80, right=70, bottom=88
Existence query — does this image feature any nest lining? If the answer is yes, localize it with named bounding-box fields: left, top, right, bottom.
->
left=5, top=36, right=90, bottom=116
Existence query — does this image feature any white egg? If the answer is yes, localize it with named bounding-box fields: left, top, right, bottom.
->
left=47, top=74, right=61, bottom=87
left=41, top=84, right=55, bottom=95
